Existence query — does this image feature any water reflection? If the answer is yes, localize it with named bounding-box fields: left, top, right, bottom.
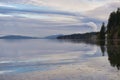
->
left=0, top=39, right=99, bottom=74
left=57, top=39, right=100, bottom=45
left=0, top=39, right=120, bottom=74
left=107, top=40, right=120, bottom=70
left=60, top=39, right=120, bottom=70
left=100, top=45, right=106, bottom=56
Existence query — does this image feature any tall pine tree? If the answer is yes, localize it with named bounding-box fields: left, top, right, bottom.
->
left=99, top=22, right=106, bottom=40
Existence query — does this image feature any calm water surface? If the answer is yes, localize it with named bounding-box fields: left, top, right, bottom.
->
left=0, top=39, right=120, bottom=80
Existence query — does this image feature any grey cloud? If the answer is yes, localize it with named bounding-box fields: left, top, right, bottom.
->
left=0, top=5, right=102, bottom=37
left=0, top=16, right=97, bottom=37
left=85, top=2, right=120, bottom=21
left=1, top=0, right=116, bottom=36
left=0, top=6, right=76, bottom=17
left=0, top=0, right=27, bottom=4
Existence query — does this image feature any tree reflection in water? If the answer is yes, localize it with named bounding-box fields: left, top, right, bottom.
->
left=58, top=39, right=120, bottom=70
left=107, top=40, right=120, bottom=70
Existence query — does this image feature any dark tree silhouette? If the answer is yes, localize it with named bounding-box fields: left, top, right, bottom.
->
left=99, top=22, right=106, bottom=40
left=107, top=40, right=120, bottom=70
left=107, top=8, right=120, bottom=39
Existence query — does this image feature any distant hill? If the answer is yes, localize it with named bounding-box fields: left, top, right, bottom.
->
left=44, top=34, right=63, bottom=39
left=0, top=35, right=39, bottom=39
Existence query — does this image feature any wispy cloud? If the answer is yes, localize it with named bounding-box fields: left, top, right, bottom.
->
left=0, top=0, right=119, bottom=36
left=85, top=1, right=120, bottom=21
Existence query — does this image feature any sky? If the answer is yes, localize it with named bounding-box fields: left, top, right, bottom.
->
left=0, top=0, right=120, bottom=37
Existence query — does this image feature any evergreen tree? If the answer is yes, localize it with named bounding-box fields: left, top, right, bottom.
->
left=99, top=22, right=106, bottom=40
left=107, top=8, right=120, bottom=39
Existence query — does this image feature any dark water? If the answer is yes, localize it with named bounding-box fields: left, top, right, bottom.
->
left=0, top=39, right=119, bottom=75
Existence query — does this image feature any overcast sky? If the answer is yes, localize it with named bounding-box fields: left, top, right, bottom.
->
left=0, top=0, right=120, bottom=37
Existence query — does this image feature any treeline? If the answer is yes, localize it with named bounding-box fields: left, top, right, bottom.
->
left=98, top=8, right=120, bottom=39
left=57, top=32, right=99, bottom=40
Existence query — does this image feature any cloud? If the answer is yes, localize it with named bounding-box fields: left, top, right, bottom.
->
left=0, top=0, right=27, bottom=4
left=66, top=22, right=98, bottom=32
left=1, top=0, right=119, bottom=12
left=0, top=3, right=15, bottom=8
left=86, top=22, right=97, bottom=31
left=1, top=0, right=119, bottom=22
left=0, top=5, right=80, bottom=23
left=0, top=0, right=99, bottom=12
left=0, top=0, right=119, bottom=36
left=25, top=0, right=120, bottom=12
left=0, top=6, right=76, bottom=16
left=0, top=16, right=99, bottom=37
left=84, top=1, right=120, bottom=21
